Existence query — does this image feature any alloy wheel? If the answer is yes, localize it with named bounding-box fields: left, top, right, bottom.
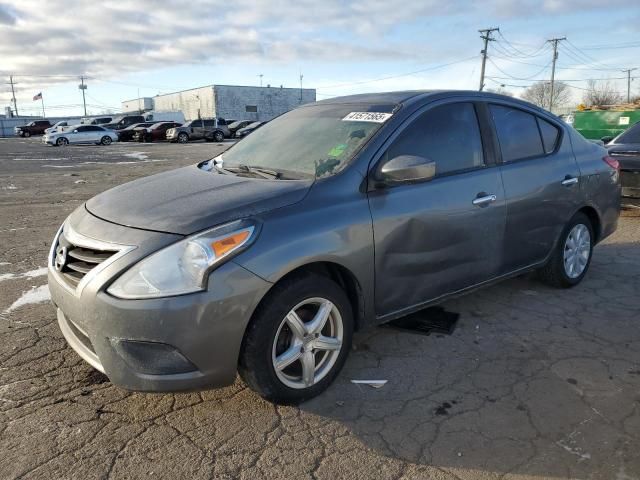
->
left=271, top=297, right=344, bottom=389
left=563, top=223, right=591, bottom=278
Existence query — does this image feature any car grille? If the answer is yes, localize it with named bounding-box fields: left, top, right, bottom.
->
left=55, top=231, right=118, bottom=289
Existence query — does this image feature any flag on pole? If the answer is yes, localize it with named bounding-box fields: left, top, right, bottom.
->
left=33, top=92, right=42, bottom=101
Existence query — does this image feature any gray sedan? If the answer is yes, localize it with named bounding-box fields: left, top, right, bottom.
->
left=48, top=91, right=620, bottom=404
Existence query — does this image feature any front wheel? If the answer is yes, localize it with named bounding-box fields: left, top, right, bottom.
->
left=538, top=212, right=594, bottom=288
left=177, top=132, right=189, bottom=144
left=239, top=273, right=353, bottom=404
left=23, top=131, right=31, bottom=138
left=56, top=137, right=69, bottom=146
left=100, top=136, right=112, bottom=145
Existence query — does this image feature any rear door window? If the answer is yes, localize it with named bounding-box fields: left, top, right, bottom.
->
left=490, top=105, right=545, bottom=162
left=384, top=102, right=485, bottom=176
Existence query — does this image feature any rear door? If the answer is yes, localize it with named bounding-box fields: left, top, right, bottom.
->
left=368, top=100, right=506, bottom=317
left=488, top=103, right=581, bottom=272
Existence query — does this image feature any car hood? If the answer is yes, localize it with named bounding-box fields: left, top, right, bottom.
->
left=85, top=165, right=313, bottom=235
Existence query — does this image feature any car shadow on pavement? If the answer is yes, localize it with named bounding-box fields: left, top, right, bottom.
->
left=301, top=241, right=640, bottom=479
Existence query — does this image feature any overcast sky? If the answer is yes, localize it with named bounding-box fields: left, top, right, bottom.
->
left=1, top=0, right=639, bottom=116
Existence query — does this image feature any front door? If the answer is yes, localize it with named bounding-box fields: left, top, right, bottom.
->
left=368, top=101, right=506, bottom=318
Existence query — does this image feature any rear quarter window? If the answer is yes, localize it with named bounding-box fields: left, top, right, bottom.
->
left=490, top=104, right=545, bottom=162
left=537, top=118, right=561, bottom=154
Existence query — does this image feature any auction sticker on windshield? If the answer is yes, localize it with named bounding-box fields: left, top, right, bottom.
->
left=342, top=112, right=393, bottom=123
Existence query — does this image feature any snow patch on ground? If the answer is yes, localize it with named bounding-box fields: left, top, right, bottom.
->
left=123, top=151, right=148, bottom=161
left=3, top=285, right=50, bottom=314
left=2, top=184, right=17, bottom=190
left=0, top=267, right=48, bottom=283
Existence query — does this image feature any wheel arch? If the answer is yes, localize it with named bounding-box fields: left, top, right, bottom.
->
left=250, top=261, right=366, bottom=334
left=576, top=205, right=602, bottom=242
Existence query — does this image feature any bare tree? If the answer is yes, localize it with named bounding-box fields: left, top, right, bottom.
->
left=521, top=81, right=571, bottom=110
left=582, top=80, right=622, bottom=106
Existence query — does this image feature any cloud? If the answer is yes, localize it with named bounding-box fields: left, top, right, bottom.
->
left=0, top=0, right=636, bottom=101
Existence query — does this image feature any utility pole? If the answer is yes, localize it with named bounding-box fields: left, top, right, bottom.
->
left=547, top=37, right=566, bottom=113
left=478, top=27, right=499, bottom=91
left=299, top=72, right=303, bottom=102
left=9, top=75, right=18, bottom=116
left=623, top=68, right=637, bottom=103
left=258, top=74, right=263, bottom=87
left=78, top=76, right=87, bottom=116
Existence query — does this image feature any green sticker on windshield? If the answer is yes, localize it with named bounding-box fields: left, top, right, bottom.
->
left=328, top=143, right=348, bottom=157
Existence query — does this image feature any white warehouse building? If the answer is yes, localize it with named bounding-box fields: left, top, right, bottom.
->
left=121, top=84, right=316, bottom=121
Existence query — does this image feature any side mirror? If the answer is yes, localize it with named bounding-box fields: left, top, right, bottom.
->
left=377, top=155, right=436, bottom=185
left=601, top=136, right=613, bottom=144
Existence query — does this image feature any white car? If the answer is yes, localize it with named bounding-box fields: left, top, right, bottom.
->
left=43, top=125, right=118, bottom=146
left=44, top=120, right=73, bottom=134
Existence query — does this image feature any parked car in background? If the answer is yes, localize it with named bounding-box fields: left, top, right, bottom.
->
left=228, top=120, right=253, bottom=137
left=103, top=115, right=146, bottom=130
left=14, top=120, right=52, bottom=137
left=81, top=117, right=113, bottom=125
left=115, top=122, right=156, bottom=142
left=43, top=125, right=118, bottom=146
left=234, top=121, right=265, bottom=139
left=144, top=111, right=186, bottom=124
left=47, top=91, right=620, bottom=404
left=605, top=120, right=640, bottom=206
left=132, top=122, right=183, bottom=142
left=45, top=121, right=73, bottom=134
left=166, top=118, right=230, bottom=143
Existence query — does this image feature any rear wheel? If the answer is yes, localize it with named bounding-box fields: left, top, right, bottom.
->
left=239, top=273, right=353, bottom=404
left=177, top=132, right=189, bottom=144
left=213, top=130, right=225, bottom=142
left=100, top=136, right=112, bottom=145
left=56, top=137, right=69, bottom=146
left=538, top=212, right=594, bottom=288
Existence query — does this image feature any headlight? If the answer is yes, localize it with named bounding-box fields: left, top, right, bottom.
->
left=107, top=221, right=257, bottom=299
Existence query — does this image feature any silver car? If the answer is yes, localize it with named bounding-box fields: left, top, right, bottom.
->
left=48, top=91, right=620, bottom=404
left=44, top=125, right=118, bottom=146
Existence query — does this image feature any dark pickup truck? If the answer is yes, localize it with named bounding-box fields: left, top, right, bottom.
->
left=14, top=120, right=52, bottom=137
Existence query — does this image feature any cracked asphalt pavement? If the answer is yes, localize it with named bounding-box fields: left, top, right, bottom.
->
left=1, top=137, right=639, bottom=479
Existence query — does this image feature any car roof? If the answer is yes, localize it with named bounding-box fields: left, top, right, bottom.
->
left=312, top=90, right=547, bottom=114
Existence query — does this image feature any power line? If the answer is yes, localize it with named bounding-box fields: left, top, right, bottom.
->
left=315, top=55, right=479, bottom=90
left=487, top=57, right=552, bottom=81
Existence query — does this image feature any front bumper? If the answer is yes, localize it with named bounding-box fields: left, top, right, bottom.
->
left=48, top=207, right=272, bottom=392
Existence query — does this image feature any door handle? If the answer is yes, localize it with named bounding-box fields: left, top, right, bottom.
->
left=472, top=194, right=497, bottom=206
left=561, top=176, right=579, bottom=186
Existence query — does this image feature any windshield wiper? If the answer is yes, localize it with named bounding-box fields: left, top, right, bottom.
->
left=234, top=164, right=282, bottom=179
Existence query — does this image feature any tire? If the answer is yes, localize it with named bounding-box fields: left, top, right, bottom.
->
left=177, top=132, right=189, bottom=144
left=56, top=137, right=69, bottom=146
left=100, top=136, right=112, bottom=145
left=23, top=131, right=31, bottom=138
left=213, top=130, right=225, bottom=143
left=239, top=273, right=353, bottom=404
left=538, top=212, right=594, bottom=288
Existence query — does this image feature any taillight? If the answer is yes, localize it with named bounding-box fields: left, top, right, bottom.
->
left=603, top=156, right=619, bottom=170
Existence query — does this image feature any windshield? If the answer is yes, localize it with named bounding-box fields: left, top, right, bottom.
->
left=220, top=104, right=395, bottom=178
